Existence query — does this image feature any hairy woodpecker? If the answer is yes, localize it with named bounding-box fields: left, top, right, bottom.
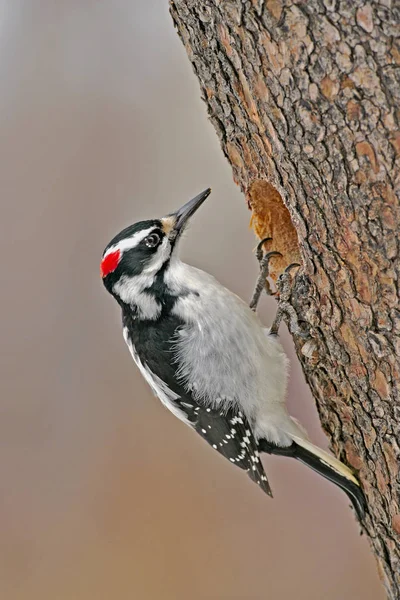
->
left=101, top=189, right=365, bottom=519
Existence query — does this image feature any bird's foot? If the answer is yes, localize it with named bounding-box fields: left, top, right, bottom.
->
left=270, top=264, right=309, bottom=338
left=249, top=237, right=282, bottom=312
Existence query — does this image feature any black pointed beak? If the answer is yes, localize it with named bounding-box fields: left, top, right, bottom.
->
left=170, top=188, right=211, bottom=235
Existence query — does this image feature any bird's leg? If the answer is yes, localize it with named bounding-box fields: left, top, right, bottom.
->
left=270, top=263, right=308, bottom=337
left=249, top=237, right=282, bottom=312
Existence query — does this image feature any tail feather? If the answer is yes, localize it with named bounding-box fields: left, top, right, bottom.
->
left=259, top=436, right=366, bottom=520
left=289, top=434, right=359, bottom=485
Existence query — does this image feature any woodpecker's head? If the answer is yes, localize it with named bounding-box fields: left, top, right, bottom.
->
left=101, top=188, right=211, bottom=317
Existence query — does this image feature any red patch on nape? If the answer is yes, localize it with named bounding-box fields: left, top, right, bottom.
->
left=100, top=250, right=121, bottom=278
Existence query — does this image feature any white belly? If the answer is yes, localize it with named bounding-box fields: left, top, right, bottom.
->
left=169, top=265, right=290, bottom=420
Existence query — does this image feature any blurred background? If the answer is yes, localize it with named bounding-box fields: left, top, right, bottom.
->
left=0, top=1, right=384, bottom=599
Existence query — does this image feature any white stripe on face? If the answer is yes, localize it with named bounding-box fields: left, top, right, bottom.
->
left=108, top=229, right=173, bottom=320
left=103, top=226, right=155, bottom=259
left=142, top=235, right=171, bottom=274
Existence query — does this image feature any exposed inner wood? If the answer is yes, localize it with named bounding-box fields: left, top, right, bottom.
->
left=248, top=179, right=301, bottom=281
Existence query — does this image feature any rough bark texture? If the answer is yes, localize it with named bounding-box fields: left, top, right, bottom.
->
left=170, top=1, right=400, bottom=597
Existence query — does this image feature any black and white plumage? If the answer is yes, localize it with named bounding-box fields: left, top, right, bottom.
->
left=101, top=189, right=365, bottom=519
left=121, top=303, right=271, bottom=495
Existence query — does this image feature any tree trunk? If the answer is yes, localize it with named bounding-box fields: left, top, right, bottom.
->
left=170, top=1, right=400, bottom=597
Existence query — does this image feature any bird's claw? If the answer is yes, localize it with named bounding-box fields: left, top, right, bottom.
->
left=270, top=263, right=309, bottom=338
left=255, top=237, right=273, bottom=263
left=275, top=263, right=301, bottom=301
left=250, top=239, right=282, bottom=311
left=250, top=241, right=309, bottom=338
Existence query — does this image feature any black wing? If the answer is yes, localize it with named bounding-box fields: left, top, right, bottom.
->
left=191, top=401, right=272, bottom=496
left=123, top=312, right=272, bottom=497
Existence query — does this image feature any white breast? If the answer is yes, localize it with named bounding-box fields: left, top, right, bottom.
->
left=165, top=262, right=290, bottom=420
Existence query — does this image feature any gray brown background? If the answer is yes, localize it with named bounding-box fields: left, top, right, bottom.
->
left=0, top=1, right=384, bottom=598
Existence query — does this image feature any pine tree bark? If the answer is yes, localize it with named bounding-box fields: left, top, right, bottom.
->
left=170, top=1, right=400, bottom=597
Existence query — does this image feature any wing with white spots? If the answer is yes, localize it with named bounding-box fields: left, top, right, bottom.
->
left=193, top=404, right=272, bottom=496
left=122, top=319, right=272, bottom=497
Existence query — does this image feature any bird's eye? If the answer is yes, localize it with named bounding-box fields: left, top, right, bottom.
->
left=144, top=232, right=161, bottom=248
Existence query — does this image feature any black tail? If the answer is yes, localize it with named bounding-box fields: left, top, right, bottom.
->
left=259, top=439, right=366, bottom=521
